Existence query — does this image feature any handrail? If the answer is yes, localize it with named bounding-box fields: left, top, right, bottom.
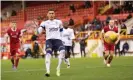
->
left=75, top=30, right=133, bottom=40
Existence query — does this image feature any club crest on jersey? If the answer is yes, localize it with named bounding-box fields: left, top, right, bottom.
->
left=47, top=45, right=49, bottom=47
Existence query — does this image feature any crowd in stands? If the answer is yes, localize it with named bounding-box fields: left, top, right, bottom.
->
left=112, top=1, right=133, bottom=14
left=72, top=14, right=132, bottom=35
left=98, top=1, right=133, bottom=15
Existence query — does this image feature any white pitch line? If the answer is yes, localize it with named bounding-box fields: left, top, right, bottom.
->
left=2, top=66, right=104, bottom=73
left=2, top=65, right=133, bottom=73
left=3, top=69, right=45, bottom=73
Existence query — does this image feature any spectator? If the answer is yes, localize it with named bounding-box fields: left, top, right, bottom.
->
left=71, top=41, right=75, bottom=58
left=130, top=26, right=133, bottom=35
left=24, top=48, right=32, bottom=58
left=6, top=11, right=10, bottom=18
left=120, top=20, right=127, bottom=35
left=121, top=41, right=129, bottom=56
left=128, top=2, right=132, bottom=12
left=31, top=33, right=38, bottom=41
left=11, top=10, right=17, bottom=16
left=113, top=7, right=121, bottom=14
left=69, top=4, right=76, bottom=13
left=115, top=40, right=121, bottom=56
left=33, top=41, right=40, bottom=58
left=95, top=24, right=102, bottom=30
left=121, top=20, right=126, bottom=29
left=69, top=18, right=74, bottom=26
left=92, top=18, right=101, bottom=30
left=80, top=39, right=86, bottom=57
left=132, top=4, right=133, bottom=12
left=85, top=22, right=92, bottom=30
left=31, top=33, right=39, bottom=58
left=92, top=17, right=98, bottom=25
left=126, top=13, right=132, bottom=20
left=96, top=18, right=102, bottom=30
left=106, top=16, right=111, bottom=24
left=84, top=1, right=91, bottom=8
left=123, top=1, right=129, bottom=13
left=80, top=24, right=85, bottom=31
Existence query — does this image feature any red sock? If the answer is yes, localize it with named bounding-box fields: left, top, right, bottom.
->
left=15, top=58, right=20, bottom=68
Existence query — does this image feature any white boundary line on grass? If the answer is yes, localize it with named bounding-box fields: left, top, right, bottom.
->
left=2, top=66, right=104, bottom=73
left=2, top=65, right=133, bottom=73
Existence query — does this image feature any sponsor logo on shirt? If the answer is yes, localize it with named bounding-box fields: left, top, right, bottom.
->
left=49, top=28, right=59, bottom=32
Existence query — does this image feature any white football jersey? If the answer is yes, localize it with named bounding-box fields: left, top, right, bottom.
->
left=38, top=19, right=63, bottom=40
left=62, top=28, right=75, bottom=46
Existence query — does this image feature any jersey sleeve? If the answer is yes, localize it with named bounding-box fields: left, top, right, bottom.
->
left=116, top=27, right=118, bottom=33
left=38, top=27, right=43, bottom=34
left=7, top=29, right=10, bottom=36
left=20, top=29, right=27, bottom=36
left=101, top=26, right=106, bottom=33
left=59, top=20, right=63, bottom=32
left=70, top=29, right=75, bottom=40
left=38, top=21, right=45, bottom=34
left=19, top=29, right=21, bottom=35
left=40, top=21, right=46, bottom=29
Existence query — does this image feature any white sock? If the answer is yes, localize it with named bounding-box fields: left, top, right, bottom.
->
left=57, top=50, right=65, bottom=71
left=45, top=53, right=51, bottom=73
left=65, top=58, right=70, bottom=66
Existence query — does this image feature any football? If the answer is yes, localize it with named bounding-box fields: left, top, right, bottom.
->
left=104, top=31, right=118, bottom=44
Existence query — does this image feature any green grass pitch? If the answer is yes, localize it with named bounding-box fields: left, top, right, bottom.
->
left=1, top=57, right=133, bottom=80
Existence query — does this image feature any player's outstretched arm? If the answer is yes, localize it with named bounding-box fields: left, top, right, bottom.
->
left=101, top=29, right=104, bottom=44
left=115, top=34, right=120, bottom=45
left=4, top=33, right=9, bottom=44
left=37, top=27, right=45, bottom=37
left=20, top=29, right=27, bottom=36
left=38, top=21, right=46, bottom=36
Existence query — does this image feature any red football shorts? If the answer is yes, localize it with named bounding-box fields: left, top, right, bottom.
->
left=104, top=41, right=115, bottom=51
left=10, top=43, right=20, bottom=56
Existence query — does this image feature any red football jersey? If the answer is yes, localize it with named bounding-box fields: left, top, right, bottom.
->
left=103, top=26, right=118, bottom=33
left=7, top=28, right=21, bottom=44
left=103, top=25, right=118, bottom=51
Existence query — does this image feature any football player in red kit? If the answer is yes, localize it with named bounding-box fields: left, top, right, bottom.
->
left=101, top=20, right=120, bottom=67
left=5, top=22, right=26, bottom=70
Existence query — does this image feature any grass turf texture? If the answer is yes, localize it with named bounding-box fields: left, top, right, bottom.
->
left=1, top=57, right=133, bottom=80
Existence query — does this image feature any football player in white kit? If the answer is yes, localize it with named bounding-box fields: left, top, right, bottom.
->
left=62, top=22, right=75, bottom=68
left=38, top=9, right=65, bottom=77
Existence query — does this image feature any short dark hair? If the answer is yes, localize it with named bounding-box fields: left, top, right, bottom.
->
left=48, top=8, right=55, bottom=12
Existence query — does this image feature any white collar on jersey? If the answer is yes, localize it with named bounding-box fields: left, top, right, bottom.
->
left=48, top=19, right=55, bottom=21
left=48, top=19, right=58, bottom=25
left=11, top=27, right=17, bottom=31
left=109, top=25, right=114, bottom=30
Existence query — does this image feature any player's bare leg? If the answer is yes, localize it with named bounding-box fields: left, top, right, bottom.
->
left=10, top=56, right=15, bottom=69
left=107, top=51, right=114, bottom=67
left=56, top=50, right=65, bottom=76
left=104, top=51, right=109, bottom=65
left=15, top=55, right=20, bottom=69
left=14, top=51, right=21, bottom=70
